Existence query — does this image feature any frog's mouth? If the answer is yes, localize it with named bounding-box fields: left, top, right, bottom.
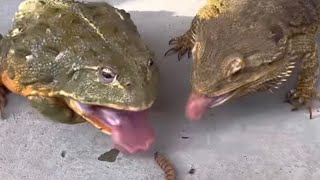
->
left=185, top=91, right=237, bottom=121
left=68, top=100, right=155, bottom=154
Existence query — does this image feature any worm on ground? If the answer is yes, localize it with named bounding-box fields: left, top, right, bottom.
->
left=154, top=152, right=176, bottom=180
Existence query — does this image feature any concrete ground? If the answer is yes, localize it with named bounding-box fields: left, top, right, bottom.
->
left=1, top=0, right=320, bottom=180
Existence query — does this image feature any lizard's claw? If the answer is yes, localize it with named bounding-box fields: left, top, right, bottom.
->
left=168, top=38, right=177, bottom=45
left=285, top=88, right=316, bottom=119
left=165, top=35, right=193, bottom=61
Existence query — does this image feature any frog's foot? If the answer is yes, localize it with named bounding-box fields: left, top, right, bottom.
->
left=0, top=86, right=8, bottom=119
left=285, top=88, right=316, bottom=119
left=28, top=96, right=86, bottom=124
left=165, top=33, right=194, bottom=61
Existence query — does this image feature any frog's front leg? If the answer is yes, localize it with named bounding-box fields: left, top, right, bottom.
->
left=0, top=84, right=8, bottom=119
left=27, top=96, right=85, bottom=124
left=0, top=35, right=8, bottom=119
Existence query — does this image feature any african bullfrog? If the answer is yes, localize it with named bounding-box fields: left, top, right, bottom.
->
left=0, top=0, right=160, bottom=153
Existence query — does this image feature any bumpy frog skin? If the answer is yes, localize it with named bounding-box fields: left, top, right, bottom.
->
left=0, top=0, right=160, bottom=153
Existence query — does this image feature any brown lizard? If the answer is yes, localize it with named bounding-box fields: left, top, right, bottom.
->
left=166, top=0, right=320, bottom=120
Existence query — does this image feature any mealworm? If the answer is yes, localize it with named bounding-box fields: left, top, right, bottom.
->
left=154, top=152, right=176, bottom=180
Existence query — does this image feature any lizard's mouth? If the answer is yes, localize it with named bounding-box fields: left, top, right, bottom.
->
left=185, top=90, right=237, bottom=121
left=68, top=100, right=155, bottom=154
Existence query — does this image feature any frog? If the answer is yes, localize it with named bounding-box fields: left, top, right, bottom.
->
left=0, top=0, right=160, bottom=154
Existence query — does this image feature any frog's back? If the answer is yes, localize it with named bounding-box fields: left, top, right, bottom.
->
left=0, top=0, right=148, bottom=95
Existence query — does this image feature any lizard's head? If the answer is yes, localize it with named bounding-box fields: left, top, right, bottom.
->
left=186, top=15, right=292, bottom=120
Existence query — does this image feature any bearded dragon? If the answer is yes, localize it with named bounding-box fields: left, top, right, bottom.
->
left=166, top=0, right=320, bottom=120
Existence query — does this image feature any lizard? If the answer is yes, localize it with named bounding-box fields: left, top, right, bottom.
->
left=0, top=0, right=160, bottom=153
left=165, top=0, right=320, bottom=120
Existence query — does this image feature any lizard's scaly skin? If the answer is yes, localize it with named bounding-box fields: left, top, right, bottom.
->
left=167, top=0, right=320, bottom=119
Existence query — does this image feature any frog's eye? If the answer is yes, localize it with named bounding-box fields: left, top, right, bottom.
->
left=99, top=68, right=117, bottom=84
left=147, top=58, right=154, bottom=67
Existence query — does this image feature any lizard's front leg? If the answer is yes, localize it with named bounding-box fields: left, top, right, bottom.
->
left=28, top=96, right=85, bottom=124
left=165, top=2, right=221, bottom=60
left=286, top=50, right=319, bottom=119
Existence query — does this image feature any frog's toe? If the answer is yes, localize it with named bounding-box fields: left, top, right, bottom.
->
left=0, top=86, right=8, bottom=119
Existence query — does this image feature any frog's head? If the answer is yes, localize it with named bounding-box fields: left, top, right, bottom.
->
left=58, top=46, right=159, bottom=153
left=43, top=3, right=160, bottom=153
left=9, top=0, right=160, bottom=153
left=186, top=13, right=292, bottom=121
left=54, top=3, right=160, bottom=153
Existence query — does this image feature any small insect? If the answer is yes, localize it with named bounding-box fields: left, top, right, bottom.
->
left=61, top=150, right=66, bottom=158
left=154, top=152, right=176, bottom=180
left=188, top=168, right=195, bottom=175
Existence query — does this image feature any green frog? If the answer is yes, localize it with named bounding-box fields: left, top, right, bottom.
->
left=0, top=0, right=160, bottom=153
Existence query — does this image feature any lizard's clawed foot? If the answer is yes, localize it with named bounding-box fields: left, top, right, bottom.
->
left=285, top=89, right=316, bottom=119
left=165, top=35, right=193, bottom=61
left=0, top=86, right=8, bottom=119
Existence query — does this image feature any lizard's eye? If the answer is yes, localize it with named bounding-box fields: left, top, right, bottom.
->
left=99, top=67, right=117, bottom=84
left=147, top=58, right=154, bottom=67
left=269, top=24, right=284, bottom=44
left=226, top=56, right=245, bottom=77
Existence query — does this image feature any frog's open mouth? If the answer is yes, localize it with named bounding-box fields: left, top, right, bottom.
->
left=185, top=90, right=237, bottom=121
left=68, top=100, right=155, bottom=154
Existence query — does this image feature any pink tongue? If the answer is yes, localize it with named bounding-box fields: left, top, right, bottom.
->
left=185, top=92, right=212, bottom=121
left=99, top=109, right=155, bottom=154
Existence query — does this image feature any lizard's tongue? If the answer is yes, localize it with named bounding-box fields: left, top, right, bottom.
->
left=71, top=101, right=155, bottom=154
left=185, top=92, right=212, bottom=121
left=186, top=91, right=236, bottom=121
